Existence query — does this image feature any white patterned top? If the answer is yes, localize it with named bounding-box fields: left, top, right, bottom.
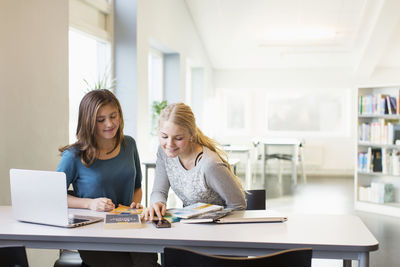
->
left=150, top=146, right=246, bottom=210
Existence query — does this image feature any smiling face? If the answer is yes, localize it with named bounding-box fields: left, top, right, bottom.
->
left=95, top=104, right=120, bottom=143
left=159, top=121, right=193, bottom=158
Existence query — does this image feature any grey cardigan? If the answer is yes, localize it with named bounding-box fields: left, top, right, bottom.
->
left=150, top=146, right=246, bottom=210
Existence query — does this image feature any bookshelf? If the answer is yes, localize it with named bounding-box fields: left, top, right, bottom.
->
left=356, top=85, right=400, bottom=217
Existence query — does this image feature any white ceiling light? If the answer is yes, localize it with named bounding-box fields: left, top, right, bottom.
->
left=260, top=28, right=337, bottom=46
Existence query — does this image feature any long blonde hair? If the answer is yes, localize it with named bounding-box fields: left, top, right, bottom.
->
left=59, top=89, right=125, bottom=167
left=159, top=103, right=245, bottom=194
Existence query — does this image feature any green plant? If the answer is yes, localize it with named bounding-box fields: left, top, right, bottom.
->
left=151, top=100, right=168, bottom=135
left=83, top=68, right=116, bottom=93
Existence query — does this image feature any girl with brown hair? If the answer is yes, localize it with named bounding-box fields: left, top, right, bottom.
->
left=57, top=89, right=157, bottom=266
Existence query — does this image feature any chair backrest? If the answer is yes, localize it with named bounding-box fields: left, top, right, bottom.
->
left=245, top=189, right=266, bottom=210
left=0, top=246, right=29, bottom=267
left=164, top=247, right=312, bottom=267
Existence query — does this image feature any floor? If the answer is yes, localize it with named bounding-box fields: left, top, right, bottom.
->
left=249, top=173, right=400, bottom=267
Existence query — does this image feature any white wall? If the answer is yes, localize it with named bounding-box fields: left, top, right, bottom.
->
left=368, top=67, right=400, bottom=86
left=136, top=0, right=214, bottom=159
left=0, top=0, right=69, bottom=266
left=213, top=68, right=358, bottom=175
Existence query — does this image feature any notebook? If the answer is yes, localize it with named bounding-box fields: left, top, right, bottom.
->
left=10, top=168, right=103, bottom=228
left=214, top=210, right=287, bottom=224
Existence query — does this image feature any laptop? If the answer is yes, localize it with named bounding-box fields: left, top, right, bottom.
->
left=10, top=168, right=103, bottom=228
left=215, top=210, right=288, bottom=224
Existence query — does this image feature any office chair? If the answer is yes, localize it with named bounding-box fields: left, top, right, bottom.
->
left=54, top=249, right=84, bottom=267
left=0, top=246, right=30, bottom=267
left=164, top=247, right=312, bottom=267
left=245, top=189, right=266, bottom=210
left=53, top=190, right=84, bottom=267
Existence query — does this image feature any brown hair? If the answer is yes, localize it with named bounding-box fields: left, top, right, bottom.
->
left=159, top=103, right=245, bottom=194
left=59, top=89, right=125, bottom=167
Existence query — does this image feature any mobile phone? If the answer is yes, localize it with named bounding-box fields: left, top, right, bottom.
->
left=152, top=219, right=171, bottom=228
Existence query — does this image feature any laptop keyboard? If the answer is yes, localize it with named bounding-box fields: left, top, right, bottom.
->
left=68, top=218, right=89, bottom=224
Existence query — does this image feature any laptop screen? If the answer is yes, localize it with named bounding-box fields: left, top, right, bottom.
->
left=10, top=169, right=70, bottom=226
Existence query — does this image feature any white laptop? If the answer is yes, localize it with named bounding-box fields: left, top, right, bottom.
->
left=10, top=168, right=103, bottom=228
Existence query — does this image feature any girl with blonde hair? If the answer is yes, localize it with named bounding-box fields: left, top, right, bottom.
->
left=145, top=102, right=246, bottom=220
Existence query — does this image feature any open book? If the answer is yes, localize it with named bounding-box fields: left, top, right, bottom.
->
left=167, top=203, right=223, bottom=219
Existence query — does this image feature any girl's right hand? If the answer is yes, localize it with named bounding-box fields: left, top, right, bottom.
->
left=89, top=197, right=115, bottom=212
left=144, top=202, right=166, bottom=221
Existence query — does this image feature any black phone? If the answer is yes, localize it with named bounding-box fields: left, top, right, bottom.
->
left=152, top=219, right=171, bottom=228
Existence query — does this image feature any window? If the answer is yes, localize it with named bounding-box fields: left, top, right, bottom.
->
left=221, top=89, right=250, bottom=135
left=265, top=90, right=350, bottom=136
left=68, top=28, right=112, bottom=143
left=148, top=48, right=164, bottom=135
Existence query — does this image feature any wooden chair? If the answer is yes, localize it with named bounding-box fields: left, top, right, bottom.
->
left=245, top=189, right=266, bottom=210
left=0, top=246, right=29, bottom=267
left=164, top=247, right=312, bottom=267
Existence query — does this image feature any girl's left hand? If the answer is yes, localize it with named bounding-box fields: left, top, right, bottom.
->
left=130, top=202, right=143, bottom=209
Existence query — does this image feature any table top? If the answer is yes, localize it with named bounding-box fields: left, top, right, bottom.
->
left=0, top=206, right=378, bottom=255
left=222, top=145, right=251, bottom=152
left=252, top=138, right=302, bottom=145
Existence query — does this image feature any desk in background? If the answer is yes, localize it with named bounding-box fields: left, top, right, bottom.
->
left=142, top=158, right=240, bottom=207
left=222, top=145, right=252, bottom=189
left=253, top=138, right=306, bottom=186
left=0, top=207, right=378, bottom=267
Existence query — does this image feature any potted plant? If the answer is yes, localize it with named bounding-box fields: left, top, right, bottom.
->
left=151, top=100, right=168, bottom=135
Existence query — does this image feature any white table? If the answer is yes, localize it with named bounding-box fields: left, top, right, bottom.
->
left=253, top=138, right=306, bottom=185
left=142, top=158, right=241, bottom=207
left=0, top=207, right=378, bottom=267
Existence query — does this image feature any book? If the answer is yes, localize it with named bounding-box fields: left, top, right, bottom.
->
left=104, top=213, right=143, bottom=229
left=109, top=204, right=143, bottom=215
left=180, top=208, right=233, bottom=224
left=366, top=147, right=372, bottom=173
left=162, top=212, right=181, bottom=223
left=372, top=148, right=382, bottom=172
left=167, top=203, right=224, bottom=219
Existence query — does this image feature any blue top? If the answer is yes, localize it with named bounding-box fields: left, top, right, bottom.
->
left=56, top=135, right=142, bottom=206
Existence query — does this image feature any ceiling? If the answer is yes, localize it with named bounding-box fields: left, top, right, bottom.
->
left=185, top=0, right=400, bottom=72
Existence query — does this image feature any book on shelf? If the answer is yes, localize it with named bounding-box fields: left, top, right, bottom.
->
left=382, top=148, right=388, bottom=174
left=358, top=182, right=395, bottom=204
left=357, top=147, right=400, bottom=174
left=358, top=121, right=400, bottom=145
left=390, top=96, right=397, bottom=114
left=372, top=148, right=383, bottom=172
left=167, top=203, right=224, bottom=219
left=358, top=92, right=400, bottom=115
left=366, top=147, right=372, bottom=172
left=180, top=208, right=233, bottom=224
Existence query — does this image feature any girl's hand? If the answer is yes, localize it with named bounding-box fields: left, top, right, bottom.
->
left=144, top=202, right=166, bottom=221
left=130, top=202, right=143, bottom=209
left=89, top=198, right=115, bottom=212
